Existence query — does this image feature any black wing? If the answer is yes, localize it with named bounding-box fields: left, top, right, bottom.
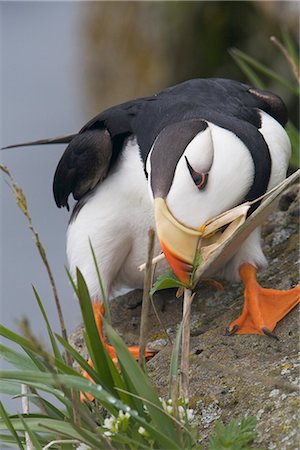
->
left=53, top=129, right=113, bottom=210
left=1, top=133, right=77, bottom=149
left=53, top=103, right=143, bottom=210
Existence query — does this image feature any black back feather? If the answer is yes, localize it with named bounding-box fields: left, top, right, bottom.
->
left=3, top=78, right=289, bottom=212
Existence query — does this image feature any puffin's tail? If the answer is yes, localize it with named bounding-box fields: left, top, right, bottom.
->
left=1, top=133, right=77, bottom=150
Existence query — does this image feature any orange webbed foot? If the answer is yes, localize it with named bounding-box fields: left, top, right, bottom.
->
left=227, top=263, right=300, bottom=337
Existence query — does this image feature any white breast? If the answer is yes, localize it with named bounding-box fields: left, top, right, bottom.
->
left=66, top=137, right=164, bottom=300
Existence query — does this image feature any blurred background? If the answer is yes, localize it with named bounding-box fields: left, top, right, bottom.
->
left=0, top=1, right=299, bottom=408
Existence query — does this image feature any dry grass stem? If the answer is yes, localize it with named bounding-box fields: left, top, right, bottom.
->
left=149, top=294, right=173, bottom=346
left=42, top=440, right=81, bottom=450
left=21, top=384, right=33, bottom=450
left=0, top=164, right=70, bottom=356
left=27, top=387, right=49, bottom=415
left=138, top=228, right=155, bottom=367
left=0, top=165, right=83, bottom=420
left=180, top=288, right=195, bottom=400
left=270, top=36, right=300, bottom=84
left=138, top=252, right=165, bottom=271
left=170, top=364, right=183, bottom=446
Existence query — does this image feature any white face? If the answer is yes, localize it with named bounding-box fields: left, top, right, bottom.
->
left=165, top=122, right=255, bottom=228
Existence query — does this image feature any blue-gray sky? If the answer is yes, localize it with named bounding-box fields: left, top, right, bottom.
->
left=1, top=2, right=85, bottom=353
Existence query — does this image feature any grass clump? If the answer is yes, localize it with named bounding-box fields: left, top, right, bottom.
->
left=230, top=31, right=299, bottom=169
left=0, top=167, right=260, bottom=449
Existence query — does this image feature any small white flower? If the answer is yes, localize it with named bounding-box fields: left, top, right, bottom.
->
left=118, top=410, right=130, bottom=420
left=103, top=416, right=115, bottom=430
left=178, top=405, right=185, bottom=418
left=138, top=426, right=146, bottom=435
left=186, top=408, right=195, bottom=422
left=166, top=405, right=173, bottom=414
left=103, top=415, right=119, bottom=434
left=103, top=431, right=113, bottom=437
left=159, top=397, right=167, bottom=411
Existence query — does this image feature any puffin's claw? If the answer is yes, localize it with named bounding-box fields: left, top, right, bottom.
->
left=226, top=324, right=239, bottom=335
left=261, top=327, right=279, bottom=341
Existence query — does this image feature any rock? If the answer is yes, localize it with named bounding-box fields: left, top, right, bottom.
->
left=69, top=183, right=299, bottom=449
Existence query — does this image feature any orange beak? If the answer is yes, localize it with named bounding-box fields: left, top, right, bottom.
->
left=154, top=198, right=202, bottom=285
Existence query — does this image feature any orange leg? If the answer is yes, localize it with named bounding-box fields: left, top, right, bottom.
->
left=81, top=302, right=155, bottom=402
left=228, top=263, right=300, bottom=337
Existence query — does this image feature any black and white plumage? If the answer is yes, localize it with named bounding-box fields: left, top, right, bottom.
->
left=5, top=78, right=291, bottom=304
left=50, top=78, right=290, bottom=300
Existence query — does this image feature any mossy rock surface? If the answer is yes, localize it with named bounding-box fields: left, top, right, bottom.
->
left=70, top=183, right=299, bottom=449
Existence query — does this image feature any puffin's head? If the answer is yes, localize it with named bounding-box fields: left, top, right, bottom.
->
left=146, top=119, right=214, bottom=285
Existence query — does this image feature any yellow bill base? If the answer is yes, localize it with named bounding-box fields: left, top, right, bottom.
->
left=154, top=197, right=202, bottom=284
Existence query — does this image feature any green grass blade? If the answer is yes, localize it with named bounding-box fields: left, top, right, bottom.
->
left=23, top=347, right=78, bottom=377
left=0, top=434, right=26, bottom=447
left=89, top=238, right=111, bottom=325
left=31, top=397, right=66, bottom=420
left=104, top=322, right=179, bottom=445
left=0, top=372, right=182, bottom=449
left=0, top=344, right=36, bottom=371
left=75, top=268, right=117, bottom=395
left=115, top=387, right=197, bottom=445
left=229, top=49, right=265, bottom=89
left=286, top=121, right=300, bottom=168
left=0, top=371, right=117, bottom=415
left=65, top=267, right=79, bottom=296
left=32, top=286, right=64, bottom=363
left=22, top=348, right=53, bottom=373
left=0, top=416, right=86, bottom=442
left=18, top=414, right=43, bottom=450
left=114, top=362, right=145, bottom=417
left=0, top=324, right=80, bottom=376
left=69, top=421, right=109, bottom=449
left=169, top=322, right=183, bottom=399
left=281, top=30, right=299, bottom=67
left=0, top=380, right=23, bottom=397
left=79, top=327, right=128, bottom=409
left=109, top=432, right=150, bottom=449
left=150, top=270, right=186, bottom=296
left=66, top=265, right=122, bottom=405
left=0, top=380, right=65, bottom=419
left=81, top=326, right=131, bottom=406
left=0, top=325, right=42, bottom=355
left=16, top=391, right=66, bottom=420
left=0, top=378, right=72, bottom=410
left=55, top=334, right=102, bottom=383
left=208, top=416, right=257, bottom=449
left=0, top=401, right=25, bottom=449
left=230, top=47, right=299, bottom=94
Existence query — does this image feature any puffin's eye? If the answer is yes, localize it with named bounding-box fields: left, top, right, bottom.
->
left=185, top=156, right=209, bottom=190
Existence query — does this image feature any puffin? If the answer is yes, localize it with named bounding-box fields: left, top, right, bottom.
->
left=4, top=78, right=300, bottom=359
